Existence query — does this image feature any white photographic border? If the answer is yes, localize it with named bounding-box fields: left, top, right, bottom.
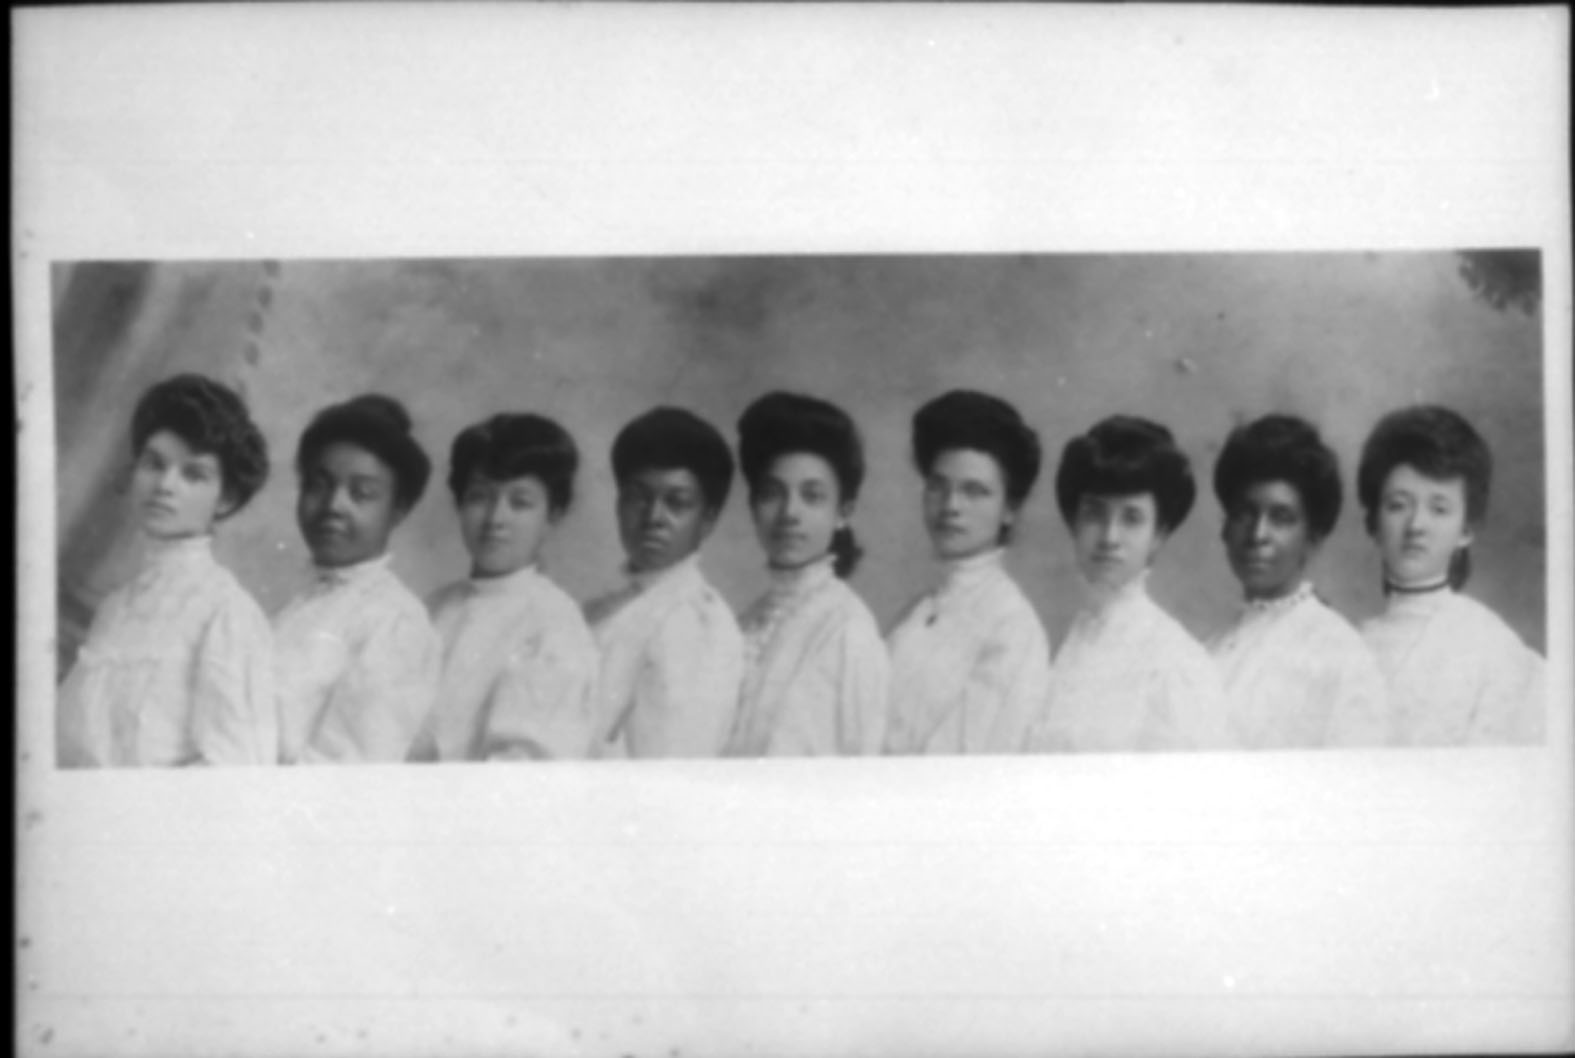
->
left=14, top=6, right=1573, bottom=1056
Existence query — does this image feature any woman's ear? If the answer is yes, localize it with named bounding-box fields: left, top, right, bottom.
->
left=1146, top=526, right=1172, bottom=566
left=696, top=506, right=720, bottom=543
left=214, top=490, right=241, bottom=522
left=837, top=498, right=856, bottom=528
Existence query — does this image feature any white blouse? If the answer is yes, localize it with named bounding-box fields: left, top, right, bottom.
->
left=725, top=557, right=890, bottom=757
left=583, top=554, right=743, bottom=759
left=410, top=565, right=600, bottom=762
left=1360, top=588, right=1546, bottom=746
left=1209, top=581, right=1389, bottom=749
left=1035, top=574, right=1228, bottom=753
left=885, top=549, right=1052, bottom=755
left=273, top=554, right=441, bottom=764
left=57, top=535, right=276, bottom=768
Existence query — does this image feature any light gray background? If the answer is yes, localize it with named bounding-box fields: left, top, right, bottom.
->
left=54, top=251, right=1547, bottom=666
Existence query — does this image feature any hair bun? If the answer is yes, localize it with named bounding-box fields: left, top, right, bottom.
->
left=344, top=393, right=413, bottom=433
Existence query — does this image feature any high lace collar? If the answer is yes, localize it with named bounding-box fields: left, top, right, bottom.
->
left=1241, top=579, right=1316, bottom=619
left=764, top=554, right=837, bottom=601
left=626, top=552, right=701, bottom=595
left=936, top=548, right=1005, bottom=596
left=1384, top=575, right=1451, bottom=598
left=466, top=563, right=541, bottom=597
left=742, top=555, right=837, bottom=669
left=1384, top=582, right=1456, bottom=618
left=138, top=533, right=213, bottom=569
left=313, top=552, right=392, bottom=588
left=1081, top=568, right=1151, bottom=617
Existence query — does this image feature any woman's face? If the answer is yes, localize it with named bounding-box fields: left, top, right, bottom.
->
left=458, top=471, right=559, bottom=579
left=616, top=466, right=716, bottom=575
left=131, top=429, right=230, bottom=540
left=1223, top=479, right=1315, bottom=601
left=751, top=452, right=847, bottom=571
left=1374, top=463, right=1473, bottom=587
left=922, top=448, right=1013, bottom=561
left=1072, top=491, right=1165, bottom=591
left=297, top=441, right=405, bottom=568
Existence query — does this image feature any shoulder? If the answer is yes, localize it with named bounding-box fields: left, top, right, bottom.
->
left=1144, top=597, right=1213, bottom=667
left=1297, top=596, right=1370, bottom=651
left=977, top=568, right=1047, bottom=635
left=380, top=572, right=435, bottom=623
left=194, top=563, right=271, bottom=632
left=805, top=578, right=885, bottom=644
left=425, top=579, right=470, bottom=617
left=1446, top=592, right=1526, bottom=640
left=885, top=588, right=933, bottom=638
left=360, top=568, right=438, bottom=642
left=533, top=575, right=598, bottom=643
left=657, top=573, right=742, bottom=645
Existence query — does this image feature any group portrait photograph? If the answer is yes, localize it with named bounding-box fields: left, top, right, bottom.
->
left=51, top=250, right=1549, bottom=768
left=15, top=5, right=1569, bottom=1057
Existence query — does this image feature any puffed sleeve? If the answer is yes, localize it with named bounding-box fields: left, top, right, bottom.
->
left=622, top=602, right=741, bottom=757
left=1136, top=639, right=1231, bottom=752
left=830, top=614, right=891, bottom=755
left=960, top=609, right=1052, bottom=753
left=481, top=627, right=600, bottom=761
left=1467, top=640, right=1546, bottom=745
left=301, top=608, right=441, bottom=763
left=1320, top=638, right=1391, bottom=748
left=189, top=595, right=278, bottom=766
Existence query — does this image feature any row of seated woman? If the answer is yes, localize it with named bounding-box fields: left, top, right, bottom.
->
left=56, top=375, right=1546, bottom=766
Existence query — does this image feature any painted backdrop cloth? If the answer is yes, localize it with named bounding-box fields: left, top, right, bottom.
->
left=1360, top=589, right=1546, bottom=746
left=884, top=549, right=1052, bottom=754
left=1209, top=581, right=1389, bottom=749
left=56, top=535, right=276, bottom=767
left=583, top=554, right=743, bottom=759
left=411, top=565, right=600, bottom=761
left=1035, top=575, right=1228, bottom=753
left=725, top=557, right=890, bottom=756
left=273, top=554, right=441, bottom=764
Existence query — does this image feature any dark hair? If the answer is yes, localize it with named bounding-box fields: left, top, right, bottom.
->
left=1055, top=415, right=1196, bottom=533
left=1213, top=414, right=1344, bottom=542
left=130, top=373, right=269, bottom=516
left=295, top=394, right=431, bottom=511
left=738, top=391, right=866, bottom=577
left=1356, top=404, right=1492, bottom=589
left=911, top=390, right=1042, bottom=508
left=447, top=413, right=579, bottom=513
left=610, top=406, right=734, bottom=514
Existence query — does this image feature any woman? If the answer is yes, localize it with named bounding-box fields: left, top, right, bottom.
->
left=1034, top=415, right=1226, bottom=752
left=57, top=373, right=276, bottom=767
left=1208, top=414, right=1387, bottom=748
left=273, top=394, right=441, bottom=763
left=1356, top=405, right=1544, bottom=745
left=724, top=392, right=889, bottom=756
left=885, top=389, right=1052, bottom=754
left=582, top=406, right=743, bottom=758
left=409, top=413, right=600, bottom=762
